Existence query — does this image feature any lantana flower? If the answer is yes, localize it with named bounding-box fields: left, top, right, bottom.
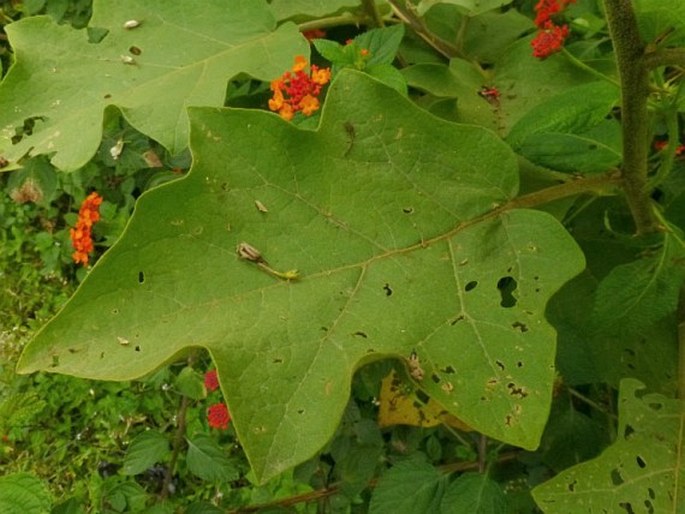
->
left=70, top=192, right=103, bottom=266
left=204, top=369, right=219, bottom=392
left=268, top=56, right=331, bottom=121
left=207, top=402, right=231, bottom=430
left=531, top=0, right=575, bottom=59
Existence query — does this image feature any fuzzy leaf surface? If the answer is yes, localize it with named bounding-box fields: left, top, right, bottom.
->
left=533, top=379, right=685, bottom=513
left=0, top=0, right=306, bottom=171
left=17, top=71, right=584, bottom=482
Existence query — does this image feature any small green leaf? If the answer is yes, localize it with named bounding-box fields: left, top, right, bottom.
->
left=174, top=366, right=206, bottom=400
left=0, top=473, right=52, bottom=514
left=184, top=503, right=225, bottom=514
left=533, top=379, right=685, bottom=513
left=440, top=473, right=508, bottom=514
left=122, top=430, right=170, bottom=476
left=366, top=64, right=408, bottom=95
left=590, top=233, right=685, bottom=336
left=186, top=433, right=239, bottom=482
left=370, top=455, right=447, bottom=514
left=354, top=25, right=405, bottom=66
left=506, top=82, right=619, bottom=150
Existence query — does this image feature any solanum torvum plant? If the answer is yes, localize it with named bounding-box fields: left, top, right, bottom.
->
left=2, top=0, right=685, bottom=511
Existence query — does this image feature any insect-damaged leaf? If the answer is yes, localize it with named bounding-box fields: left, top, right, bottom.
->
left=533, top=379, right=685, bottom=513
left=17, top=71, right=584, bottom=483
left=0, top=0, right=307, bottom=171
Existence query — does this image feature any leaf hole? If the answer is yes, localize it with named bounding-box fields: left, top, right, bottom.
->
left=111, top=308, right=119, bottom=315
left=138, top=271, right=145, bottom=284
left=507, top=382, right=528, bottom=398
left=567, top=479, right=577, bottom=492
left=383, top=283, right=393, bottom=296
left=431, top=374, right=441, bottom=383
left=415, top=390, right=430, bottom=404
left=611, top=468, right=625, bottom=486
left=618, top=501, right=635, bottom=514
left=402, top=206, right=414, bottom=214
left=135, top=346, right=141, bottom=352
left=465, top=281, right=478, bottom=292
left=517, top=361, right=523, bottom=368
left=636, top=455, right=646, bottom=468
left=272, top=358, right=283, bottom=364
left=648, top=488, right=655, bottom=499
left=297, top=409, right=305, bottom=415
left=496, top=360, right=505, bottom=371
left=442, top=365, right=456, bottom=374
left=624, top=424, right=635, bottom=438
left=512, top=321, right=528, bottom=332
left=50, top=355, right=60, bottom=368
left=644, top=499, right=654, bottom=514
left=129, top=45, right=142, bottom=55
left=100, top=352, right=105, bottom=359
left=497, top=276, right=517, bottom=308
left=353, top=331, right=368, bottom=339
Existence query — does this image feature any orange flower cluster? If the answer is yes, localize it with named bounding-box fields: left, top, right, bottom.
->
left=70, top=192, right=103, bottom=266
left=269, top=56, right=331, bottom=121
left=654, top=139, right=685, bottom=156
left=531, top=0, right=575, bottom=59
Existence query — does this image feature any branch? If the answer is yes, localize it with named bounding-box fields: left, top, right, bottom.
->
left=229, top=451, right=520, bottom=513
left=604, top=0, right=660, bottom=234
left=643, top=48, right=685, bottom=69
left=678, top=284, right=685, bottom=400
left=387, top=0, right=461, bottom=59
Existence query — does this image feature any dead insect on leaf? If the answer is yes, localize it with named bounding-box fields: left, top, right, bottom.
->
left=123, top=19, right=141, bottom=29
left=255, top=200, right=268, bottom=213
left=120, top=55, right=136, bottom=65
left=117, top=336, right=130, bottom=346
left=407, top=351, right=424, bottom=382
left=237, top=242, right=265, bottom=263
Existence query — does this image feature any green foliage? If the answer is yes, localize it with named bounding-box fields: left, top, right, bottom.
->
left=533, top=379, right=685, bottom=512
left=0, top=0, right=307, bottom=170
left=0, top=473, right=52, bottom=514
left=2, top=0, right=685, bottom=511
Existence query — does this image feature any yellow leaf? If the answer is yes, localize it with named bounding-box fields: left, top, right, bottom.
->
left=378, top=370, right=473, bottom=431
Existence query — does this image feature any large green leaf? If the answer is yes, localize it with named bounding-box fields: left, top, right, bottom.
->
left=0, top=0, right=307, bottom=171
left=533, top=379, right=685, bottom=513
left=17, top=71, right=585, bottom=482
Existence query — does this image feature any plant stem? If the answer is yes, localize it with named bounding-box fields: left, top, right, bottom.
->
left=160, top=394, right=189, bottom=499
left=643, top=48, right=685, bottom=69
left=561, top=48, right=620, bottom=87
left=228, top=451, right=519, bottom=513
left=387, top=0, right=461, bottom=59
left=603, top=0, right=660, bottom=234
left=361, top=0, right=385, bottom=28
left=678, top=284, right=685, bottom=400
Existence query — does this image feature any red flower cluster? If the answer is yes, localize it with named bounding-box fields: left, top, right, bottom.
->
left=207, top=402, right=231, bottom=430
left=302, top=29, right=326, bottom=41
left=70, top=192, right=103, bottom=266
left=531, top=0, right=575, bottom=59
left=269, top=56, right=331, bottom=121
left=654, top=139, right=685, bottom=156
left=204, top=369, right=219, bottom=392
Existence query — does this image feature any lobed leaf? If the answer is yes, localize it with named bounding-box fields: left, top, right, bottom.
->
left=533, top=379, right=685, bottom=513
left=0, top=0, right=307, bottom=171
left=17, top=71, right=585, bottom=482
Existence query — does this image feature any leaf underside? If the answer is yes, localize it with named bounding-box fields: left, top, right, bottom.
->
left=17, top=71, right=585, bottom=482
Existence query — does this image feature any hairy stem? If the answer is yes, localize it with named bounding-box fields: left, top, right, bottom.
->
left=603, top=0, right=660, bottom=234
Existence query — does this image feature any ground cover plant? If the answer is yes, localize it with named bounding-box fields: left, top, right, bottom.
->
left=1, top=0, right=684, bottom=511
